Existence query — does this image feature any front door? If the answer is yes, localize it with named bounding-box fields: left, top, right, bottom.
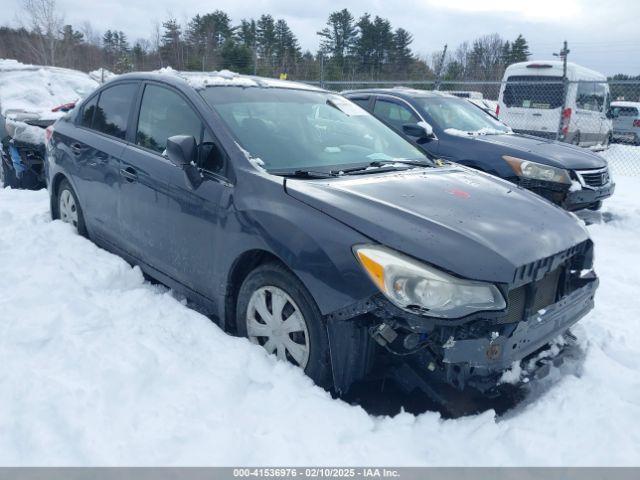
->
left=118, top=82, right=230, bottom=299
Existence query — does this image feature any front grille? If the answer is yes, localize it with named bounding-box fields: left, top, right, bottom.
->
left=501, top=285, right=526, bottom=324
left=532, top=267, right=561, bottom=312
left=576, top=168, right=609, bottom=188
left=501, top=268, right=562, bottom=323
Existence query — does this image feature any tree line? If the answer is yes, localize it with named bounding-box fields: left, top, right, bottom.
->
left=0, top=0, right=538, bottom=83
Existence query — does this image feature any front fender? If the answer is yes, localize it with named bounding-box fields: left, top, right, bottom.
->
left=218, top=174, right=378, bottom=318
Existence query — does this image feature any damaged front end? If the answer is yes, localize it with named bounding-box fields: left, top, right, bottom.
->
left=325, top=240, right=597, bottom=401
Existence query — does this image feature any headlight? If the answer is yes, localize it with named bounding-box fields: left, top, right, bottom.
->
left=354, top=245, right=506, bottom=318
left=503, top=155, right=571, bottom=184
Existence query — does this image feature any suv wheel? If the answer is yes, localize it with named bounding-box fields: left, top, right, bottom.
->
left=236, top=262, right=332, bottom=388
left=55, top=179, right=87, bottom=236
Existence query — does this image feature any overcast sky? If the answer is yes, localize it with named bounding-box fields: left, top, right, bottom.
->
left=3, top=0, right=639, bottom=75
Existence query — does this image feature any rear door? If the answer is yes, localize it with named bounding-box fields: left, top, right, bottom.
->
left=68, top=82, right=139, bottom=242
left=118, top=82, right=230, bottom=299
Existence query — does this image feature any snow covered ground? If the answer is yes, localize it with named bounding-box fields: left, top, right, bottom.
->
left=0, top=179, right=639, bottom=466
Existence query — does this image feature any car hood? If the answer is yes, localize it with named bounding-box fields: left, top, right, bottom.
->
left=286, top=166, right=589, bottom=284
left=467, top=133, right=607, bottom=170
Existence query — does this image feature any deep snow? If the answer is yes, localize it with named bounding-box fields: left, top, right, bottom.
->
left=0, top=179, right=639, bottom=466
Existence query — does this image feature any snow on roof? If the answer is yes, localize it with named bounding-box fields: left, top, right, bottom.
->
left=0, top=59, right=99, bottom=120
left=153, top=67, right=322, bottom=91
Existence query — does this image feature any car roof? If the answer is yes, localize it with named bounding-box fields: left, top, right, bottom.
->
left=611, top=101, right=640, bottom=108
left=112, top=68, right=325, bottom=93
left=342, top=87, right=457, bottom=101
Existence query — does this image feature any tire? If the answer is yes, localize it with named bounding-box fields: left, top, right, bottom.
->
left=54, top=179, right=87, bottom=236
left=571, top=132, right=581, bottom=146
left=236, top=262, right=332, bottom=388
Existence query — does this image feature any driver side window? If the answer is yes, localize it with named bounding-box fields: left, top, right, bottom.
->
left=136, top=84, right=224, bottom=172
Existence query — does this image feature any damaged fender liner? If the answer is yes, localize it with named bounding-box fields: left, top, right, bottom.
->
left=441, top=276, right=598, bottom=371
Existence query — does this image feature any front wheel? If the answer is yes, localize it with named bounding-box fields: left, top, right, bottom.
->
left=236, top=262, right=332, bottom=388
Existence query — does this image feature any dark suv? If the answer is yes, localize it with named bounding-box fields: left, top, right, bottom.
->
left=47, top=72, right=598, bottom=403
left=343, top=88, right=615, bottom=212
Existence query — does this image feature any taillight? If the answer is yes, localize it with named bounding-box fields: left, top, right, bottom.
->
left=633, top=119, right=640, bottom=128
left=495, top=104, right=500, bottom=117
left=45, top=126, right=54, bottom=143
left=561, top=107, right=572, bottom=136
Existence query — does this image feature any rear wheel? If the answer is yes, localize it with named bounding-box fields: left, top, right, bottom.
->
left=55, top=179, right=87, bottom=236
left=236, top=262, right=332, bottom=388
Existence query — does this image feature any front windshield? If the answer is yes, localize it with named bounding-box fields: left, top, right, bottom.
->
left=417, top=96, right=510, bottom=135
left=200, top=86, right=427, bottom=172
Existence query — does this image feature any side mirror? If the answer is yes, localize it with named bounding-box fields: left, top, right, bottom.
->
left=166, top=135, right=203, bottom=189
left=402, top=121, right=434, bottom=139
left=166, top=135, right=196, bottom=168
left=606, top=109, right=615, bottom=119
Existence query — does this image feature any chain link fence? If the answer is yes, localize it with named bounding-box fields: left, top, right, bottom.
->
left=312, top=79, right=640, bottom=177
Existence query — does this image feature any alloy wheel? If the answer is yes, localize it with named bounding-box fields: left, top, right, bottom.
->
left=246, top=286, right=310, bottom=368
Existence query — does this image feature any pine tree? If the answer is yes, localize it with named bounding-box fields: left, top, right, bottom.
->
left=391, top=28, right=413, bottom=77
left=317, top=9, right=357, bottom=78
left=509, top=34, right=530, bottom=64
left=160, top=18, right=183, bottom=69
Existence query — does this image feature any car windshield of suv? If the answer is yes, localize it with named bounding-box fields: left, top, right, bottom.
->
left=201, top=86, right=429, bottom=173
left=416, top=96, right=510, bottom=136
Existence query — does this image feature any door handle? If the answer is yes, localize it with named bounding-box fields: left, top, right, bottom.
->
left=120, top=167, right=138, bottom=182
left=70, top=142, right=84, bottom=155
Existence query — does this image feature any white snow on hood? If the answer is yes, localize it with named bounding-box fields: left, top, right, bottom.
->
left=445, top=126, right=513, bottom=137
left=0, top=59, right=98, bottom=121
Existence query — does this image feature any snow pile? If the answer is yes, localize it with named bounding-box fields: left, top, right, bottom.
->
left=88, top=68, right=116, bottom=84
left=0, top=59, right=98, bottom=121
left=0, top=180, right=639, bottom=465
left=4, top=119, right=46, bottom=145
left=152, top=67, right=320, bottom=91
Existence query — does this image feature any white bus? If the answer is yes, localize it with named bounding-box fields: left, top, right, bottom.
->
left=497, top=61, right=612, bottom=147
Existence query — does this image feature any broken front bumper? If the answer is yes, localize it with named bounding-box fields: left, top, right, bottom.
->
left=435, top=274, right=597, bottom=393
left=565, top=182, right=615, bottom=211
left=443, top=275, right=596, bottom=369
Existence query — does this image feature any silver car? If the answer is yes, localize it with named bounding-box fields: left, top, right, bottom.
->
left=610, top=101, right=640, bottom=145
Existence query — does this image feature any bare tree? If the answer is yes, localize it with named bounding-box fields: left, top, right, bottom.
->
left=18, top=0, right=64, bottom=65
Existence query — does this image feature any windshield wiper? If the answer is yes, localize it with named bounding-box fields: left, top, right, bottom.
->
left=332, top=159, right=433, bottom=175
left=270, top=169, right=339, bottom=179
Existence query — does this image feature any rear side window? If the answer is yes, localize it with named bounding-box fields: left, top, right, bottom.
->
left=503, top=75, right=563, bottom=109
left=373, top=98, right=419, bottom=129
left=80, top=96, right=97, bottom=128
left=92, top=83, right=138, bottom=139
